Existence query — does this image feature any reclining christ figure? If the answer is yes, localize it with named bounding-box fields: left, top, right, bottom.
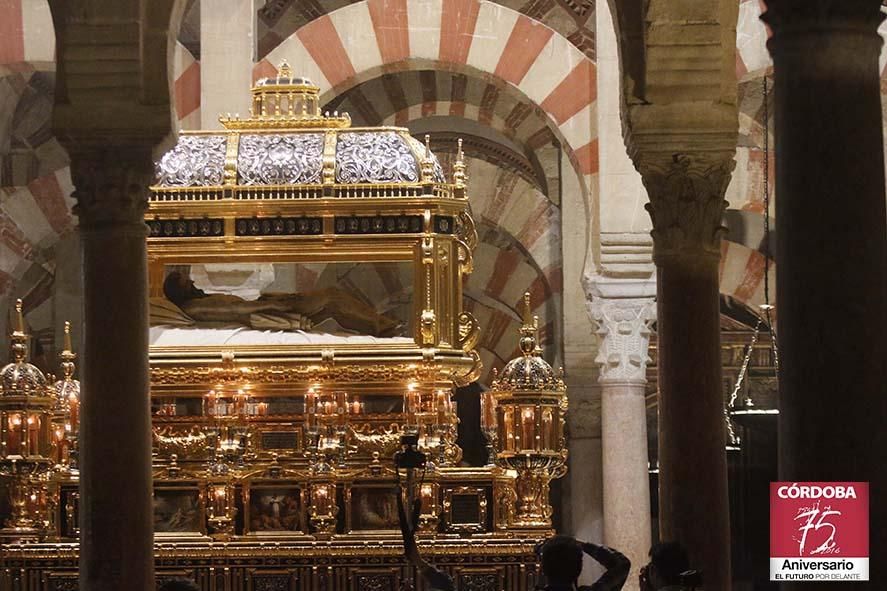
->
left=161, top=271, right=403, bottom=337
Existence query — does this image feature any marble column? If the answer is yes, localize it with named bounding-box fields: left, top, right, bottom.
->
left=587, top=277, right=656, bottom=591
left=639, top=152, right=734, bottom=591
left=201, top=0, right=256, bottom=129
left=71, top=148, right=154, bottom=591
left=762, top=3, right=887, bottom=589
left=565, top=390, right=604, bottom=581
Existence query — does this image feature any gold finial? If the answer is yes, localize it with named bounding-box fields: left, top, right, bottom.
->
left=10, top=299, right=28, bottom=362
left=59, top=321, right=76, bottom=379
left=453, top=138, right=466, bottom=188
left=518, top=292, right=539, bottom=356
left=277, top=60, right=293, bottom=81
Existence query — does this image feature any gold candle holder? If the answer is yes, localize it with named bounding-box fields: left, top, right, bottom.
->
left=0, top=301, right=57, bottom=541
left=207, top=482, right=236, bottom=538
left=489, top=293, right=568, bottom=530
left=417, top=481, right=441, bottom=533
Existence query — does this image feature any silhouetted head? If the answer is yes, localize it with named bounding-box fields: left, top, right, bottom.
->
left=158, top=578, right=200, bottom=591
left=540, top=535, right=583, bottom=585
left=648, top=542, right=690, bottom=588
left=163, top=271, right=205, bottom=306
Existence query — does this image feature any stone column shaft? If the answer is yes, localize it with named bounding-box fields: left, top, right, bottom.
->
left=588, top=283, right=656, bottom=591
left=640, top=152, right=734, bottom=591
left=656, top=256, right=729, bottom=586
left=763, top=3, right=887, bottom=589
left=73, top=149, right=154, bottom=591
left=601, top=382, right=651, bottom=591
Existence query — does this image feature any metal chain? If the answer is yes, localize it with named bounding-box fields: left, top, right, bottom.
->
left=728, top=318, right=763, bottom=409
left=763, top=75, right=771, bottom=306
left=762, top=74, right=780, bottom=377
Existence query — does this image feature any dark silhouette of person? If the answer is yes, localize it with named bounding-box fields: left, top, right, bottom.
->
left=158, top=578, right=200, bottom=591
left=397, top=489, right=454, bottom=591
left=539, top=535, right=631, bottom=591
left=161, top=271, right=401, bottom=337
left=639, top=542, right=696, bottom=590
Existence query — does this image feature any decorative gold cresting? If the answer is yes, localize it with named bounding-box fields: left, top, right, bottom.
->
left=219, top=60, right=351, bottom=130
left=453, top=138, right=466, bottom=189
left=10, top=299, right=27, bottom=363
left=420, top=134, right=435, bottom=183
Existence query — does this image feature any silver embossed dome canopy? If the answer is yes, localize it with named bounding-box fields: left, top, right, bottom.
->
left=155, top=130, right=445, bottom=188
left=154, top=62, right=449, bottom=190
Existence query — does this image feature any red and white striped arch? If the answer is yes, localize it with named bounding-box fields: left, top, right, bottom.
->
left=719, top=240, right=776, bottom=310
left=173, top=41, right=201, bottom=130
left=254, top=0, right=598, bottom=193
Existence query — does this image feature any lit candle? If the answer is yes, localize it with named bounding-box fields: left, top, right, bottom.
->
left=27, top=415, right=40, bottom=456
left=306, top=388, right=317, bottom=429
left=337, top=393, right=347, bottom=426
left=405, top=383, right=418, bottom=425
left=257, top=402, right=269, bottom=416
left=480, top=391, right=491, bottom=431
left=436, top=391, right=447, bottom=425
left=213, top=486, right=227, bottom=515
left=235, top=389, right=248, bottom=416
left=420, top=483, right=435, bottom=510
left=7, top=414, right=22, bottom=455
left=68, top=392, right=79, bottom=433
left=542, top=409, right=553, bottom=449
left=521, top=407, right=534, bottom=451
left=54, top=427, right=66, bottom=464
left=205, top=390, right=217, bottom=416
left=314, top=484, right=329, bottom=511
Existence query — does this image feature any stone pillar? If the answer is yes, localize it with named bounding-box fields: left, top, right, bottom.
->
left=587, top=277, right=655, bottom=591
left=201, top=0, right=256, bottom=129
left=762, top=3, right=887, bottom=589
left=566, top=389, right=605, bottom=582
left=639, top=152, right=734, bottom=591
left=71, top=148, right=154, bottom=591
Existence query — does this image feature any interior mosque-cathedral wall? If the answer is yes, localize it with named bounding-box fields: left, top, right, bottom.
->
left=0, top=0, right=886, bottom=589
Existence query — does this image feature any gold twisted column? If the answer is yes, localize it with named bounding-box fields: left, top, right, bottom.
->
left=71, top=148, right=155, bottom=591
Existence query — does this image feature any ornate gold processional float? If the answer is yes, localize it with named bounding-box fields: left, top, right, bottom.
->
left=0, top=63, right=568, bottom=591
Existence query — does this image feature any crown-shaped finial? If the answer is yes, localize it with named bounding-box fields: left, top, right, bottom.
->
left=10, top=299, right=28, bottom=362
left=59, top=320, right=77, bottom=379
left=518, top=292, right=539, bottom=356
left=220, top=60, right=351, bottom=130
left=277, top=59, right=293, bottom=81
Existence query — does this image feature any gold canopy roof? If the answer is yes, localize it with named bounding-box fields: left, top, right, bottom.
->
left=154, top=61, right=450, bottom=190
left=1, top=300, right=49, bottom=399
left=491, top=293, right=565, bottom=393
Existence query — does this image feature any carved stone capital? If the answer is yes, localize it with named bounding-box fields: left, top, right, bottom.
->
left=588, top=295, right=656, bottom=385
left=69, top=148, right=153, bottom=229
left=637, top=152, right=734, bottom=265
